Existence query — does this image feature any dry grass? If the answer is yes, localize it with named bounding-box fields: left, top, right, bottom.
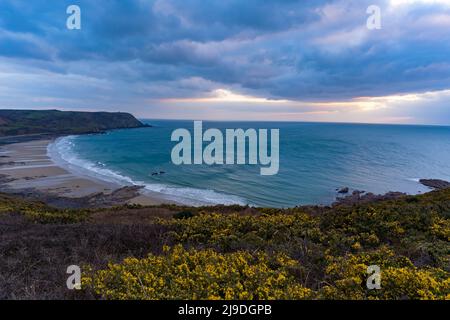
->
left=0, top=209, right=173, bottom=299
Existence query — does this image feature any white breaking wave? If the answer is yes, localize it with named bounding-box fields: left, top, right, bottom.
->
left=47, top=136, right=136, bottom=186
left=47, top=136, right=248, bottom=206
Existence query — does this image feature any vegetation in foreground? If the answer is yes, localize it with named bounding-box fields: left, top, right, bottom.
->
left=0, top=188, right=449, bottom=300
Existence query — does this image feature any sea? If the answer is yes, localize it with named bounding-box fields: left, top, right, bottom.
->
left=47, top=120, right=450, bottom=208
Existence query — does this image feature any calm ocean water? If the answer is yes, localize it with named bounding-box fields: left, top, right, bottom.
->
left=48, top=120, right=450, bottom=207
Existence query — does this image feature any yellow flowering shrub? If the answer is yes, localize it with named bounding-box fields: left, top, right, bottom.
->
left=2, top=185, right=449, bottom=300
left=159, top=212, right=321, bottom=250
left=320, top=247, right=450, bottom=300
left=83, top=245, right=313, bottom=300
left=431, top=217, right=450, bottom=241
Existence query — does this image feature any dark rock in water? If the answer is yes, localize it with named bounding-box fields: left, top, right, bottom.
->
left=419, top=179, right=450, bottom=190
left=338, top=187, right=349, bottom=194
left=159, top=171, right=165, bottom=175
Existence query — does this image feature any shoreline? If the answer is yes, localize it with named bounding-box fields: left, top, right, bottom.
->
left=0, top=135, right=445, bottom=210
left=0, top=138, right=177, bottom=208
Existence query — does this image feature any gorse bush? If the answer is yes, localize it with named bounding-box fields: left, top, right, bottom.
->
left=2, top=188, right=449, bottom=300
left=159, top=190, right=450, bottom=271
left=159, top=212, right=321, bottom=251
left=321, top=247, right=450, bottom=299
left=83, top=245, right=313, bottom=300
left=84, top=245, right=449, bottom=300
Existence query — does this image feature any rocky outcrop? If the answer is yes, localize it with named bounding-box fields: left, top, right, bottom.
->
left=419, top=179, right=450, bottom=190
left=1, top=185, right=145, bottom=209
left=337, top=187, right=349, bottom=194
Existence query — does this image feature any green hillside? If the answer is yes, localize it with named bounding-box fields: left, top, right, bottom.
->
left=0, top=109, right=148, bottom=136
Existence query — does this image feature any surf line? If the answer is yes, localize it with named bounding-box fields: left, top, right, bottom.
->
left=170, top=121, right=279, bottom=175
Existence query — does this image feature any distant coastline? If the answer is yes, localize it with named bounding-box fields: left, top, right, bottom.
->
left=0, top=110, right=171, bottom=207
left=0, top=109, right=150, bottom=138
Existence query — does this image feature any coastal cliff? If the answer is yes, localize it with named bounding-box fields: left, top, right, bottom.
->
left=0, top=109, right=148, bottom=137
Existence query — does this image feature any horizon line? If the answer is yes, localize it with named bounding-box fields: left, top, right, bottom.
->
left=138, top=117, right=450, bottom=128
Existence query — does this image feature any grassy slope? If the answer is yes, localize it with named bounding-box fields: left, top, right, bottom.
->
left=0, top=109, right=147, bottom=136
left=0, top=190, right=448, bottom=299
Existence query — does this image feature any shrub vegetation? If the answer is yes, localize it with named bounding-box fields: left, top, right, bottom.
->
left=1, top=188, right=449, bottom=299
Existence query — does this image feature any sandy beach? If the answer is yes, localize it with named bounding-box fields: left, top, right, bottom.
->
left=0, top=139, right=172, bottom=206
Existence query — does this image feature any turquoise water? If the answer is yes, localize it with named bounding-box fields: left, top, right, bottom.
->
left=48, top=120, right=450, bottom=207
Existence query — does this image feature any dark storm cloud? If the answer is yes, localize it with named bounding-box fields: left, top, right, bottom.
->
left=1, top=0, right=450, bottom=123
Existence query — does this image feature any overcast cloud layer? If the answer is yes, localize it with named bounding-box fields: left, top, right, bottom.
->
left=1, top=0, right=450, bottom=124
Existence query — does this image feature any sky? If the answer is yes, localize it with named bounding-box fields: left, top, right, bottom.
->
left=1, top=0, right=450, bottom=124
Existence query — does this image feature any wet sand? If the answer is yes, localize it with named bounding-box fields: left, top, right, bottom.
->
left=0, top=139, right=172, bottom=206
